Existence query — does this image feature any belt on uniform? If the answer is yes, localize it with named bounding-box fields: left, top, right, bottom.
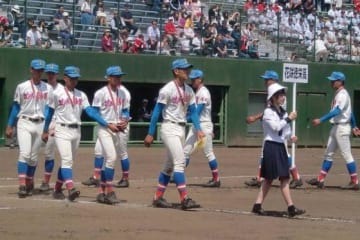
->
left=164, top=120, right=186, bottom=126
left=60, top=123, right=79, bottom=129
left=332, top=122, right=350, bottom=125
left=21, top=116, right=44, bottom=123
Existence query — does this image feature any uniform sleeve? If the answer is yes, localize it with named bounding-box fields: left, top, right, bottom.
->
left=334, top=91, right=348, bottom=111
left=47, top=85, right=54, bottom=106
left=188, top=88, right=196, bottom=106
left=157, top=87, right=168, bottom=105
left=197, top=89, right=209, bottom=105
left=263, top=108, right=288, bottom=131
left=13, top=84, right=21, bottom=103
left=92, top=90, right=102, bottom=108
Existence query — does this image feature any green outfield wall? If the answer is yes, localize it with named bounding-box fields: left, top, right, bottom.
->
left=1, top=48, right=360, bottom=147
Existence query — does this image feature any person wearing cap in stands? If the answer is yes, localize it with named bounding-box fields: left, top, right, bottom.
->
left=59, top=12, right=73, bottom=49
left=26, top=23, right=41, bottom=48
left=121, top=4, right=138, bottom=35
left=245, top=70, right=303, bottom=189
left=251, top=82, right=305, bottom=217
left=102, top=28, right=114, bottom=52
left=42, top=66, right=117, bottom=202
left=39, top=63, right=63, bottom=192
left=6, top=59, right=52, bottom=198
left=144, top=58, right=205, bottom=210
left=307, top=71, right=360, bottom=190
left=7, top=4, right=25, bottom=39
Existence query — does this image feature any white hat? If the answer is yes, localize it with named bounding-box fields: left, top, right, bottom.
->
left=63, top=12, right=69, bottom=17
left=267, top=83, right=286, bottom=100
left=11, top=5, right=20, bottom=14
left=168, top=16, right=174, bottom=21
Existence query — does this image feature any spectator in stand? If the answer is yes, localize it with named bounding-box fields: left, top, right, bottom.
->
left=102, top=29, right=114, bottom=52
left=81, top=0, right=95, bottom=30
left=228, top=11, right=240, bottom=30
left=208, top=4, right=221, bottom=24
left=243, top=0, right=253, bottom=13
left=0, top=16, right=9, bottom=27
left=191, top=31, right=204, bottom=55
left=38, top=20, right=51, bottom=49
left=53, top=5, right=64, bottom=31
left=231, top=23, right=241, bottom=49
left=177, top=11, right=187, bottom=30
left=0, top=24, right=6, bottom=47
left=179, top=31, right=191, bottom=54
left=303, top=0, right=315, bottom=14
left=26, top=24, right=41, bottom=48
left=184, top=13, right=195, bottom=40
left=248, top=39, right=259, bottom=59
left=157, top=35, right=173, bottom=56
left=323, top=26, right=337, bottom=49
left=203, top=24, right=215, bottom=56
left=59, top=12, right=74, bottom=49
left=118, top=30, right=130, bottom=53
left=121, top=4, right=138, bottom=35
left=147, top=20, right=160, bottom=50
left=3, top=25, right=13, bottom=47
left=314, top=34, right=329, bottom=62
left=7, top=4, right=25, bottom=40
left=213, top=34, right=227, bottom=58
left=110, top=11, right=122, bottom=39
left=131, top=34, right=145, bottom=54
left=328, top=4, right=336, bottom=19
left=334, top=37, right=346, bottom=61
left=95, top=1, right=107, bottom=26
left=165, top=17, right=178, bottom=47
left=288, top=0, right=303, bottom=11
left=137, top=99, right=151, bottom=122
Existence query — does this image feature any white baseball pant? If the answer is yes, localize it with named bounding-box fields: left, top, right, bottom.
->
left=324, top=124, right=354, bottom=163
left=97, top=126, right=122, bottom=169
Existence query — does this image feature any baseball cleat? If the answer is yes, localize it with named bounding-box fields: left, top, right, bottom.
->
left=96, top=193, right=106, bottom=204
left=114, top=179, right=129, bottom=188
left=53, top=190, right=66, bottom=200
left=104, top=191, right=120, bottom=205
left=181, top=197, right=201, bottom=210
left=245, top=177, right=261, bottom=187
left=289, top=179, right=303, bottom=189
left=26, top=183, right=34, bottom=196
left=252, top=203, right=266, bottom=215
left=203, top=179, right=221, bottom=188
left=152, top=197, right=172, bottom=208
left=341, top=182, right=360, bottom=190
left=81, top=177, right=100, bottom=187
left=288, top=205, right=305, bottom=217
left=39, top=182, right=51, bottom=192
left=306, top=178, right=325, bottom=189
left=68, top=188, right=80, bottom=201
left=18, top=185, right=27, bottom=198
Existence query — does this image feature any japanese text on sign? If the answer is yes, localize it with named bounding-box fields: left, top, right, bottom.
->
left=283, top=63, right=308, bottom=83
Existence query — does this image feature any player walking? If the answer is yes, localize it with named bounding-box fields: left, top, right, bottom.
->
left=39, top=63, right=62, bottom=192
left=245, top=70, right=303, bottom=189
left=6, top=59, right=52, bottom=198
left=42, top=66, right=117, bottom=201
left=183, top=69, right=221, bottom=187
left=252, top=83, right=305, bottom=217
left=92, top=66, right=130, bottom=204
left=306, top=72, right=360, bottom=190
left=144, top=58, right=205, bottom=210
left=82, top=81, right=132, bottom=189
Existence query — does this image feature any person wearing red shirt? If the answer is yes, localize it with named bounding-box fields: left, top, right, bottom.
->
left=131, top=34, right=145, bottom=54
left=102, top=29, right=114, bottom=52
left=164, top=17, right=178, bottom=46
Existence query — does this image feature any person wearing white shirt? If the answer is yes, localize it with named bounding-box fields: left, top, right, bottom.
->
left=146, top=20, right=160, bottom=50
left=26, top=24, right=41, bottom=48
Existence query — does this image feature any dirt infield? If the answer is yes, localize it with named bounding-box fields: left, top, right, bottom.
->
left=0, top=146, right=360, bottom=240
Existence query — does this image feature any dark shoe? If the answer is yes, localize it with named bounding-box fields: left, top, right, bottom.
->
left=203, top=179, right=221, bottom=188
left=152, top=197, right=172, bottom=208
left=306, top=178, right=324, bottom=189
left=114, top=179, right=129, bottom=188
left=96, top=193, right=106, bottom=203
left=68, top=188, right=80, bottom=201
left=81, top=177, right=100, bottom=187
left=252, top=203, right=265, bottom=215
left=181, top=197, right=201, bottom=210
left=53, top=190, right=65, bottom=200
left=289, top=179, right=303, bottom=189
left=245, top=177, right=261, bottom=187
left=26, top=183, right=34, bottom=196
left=104, top=191, right=120, bottom=205
left=288, top=205, right=305, bottom=217
left=39, top=182, right=50, bottom=192
left=341, top=182, right=360, bottom=190
left=18, top=185, right=27, bottom=198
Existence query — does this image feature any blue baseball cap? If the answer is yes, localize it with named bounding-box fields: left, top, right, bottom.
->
left=189, top=69, right=204, bottom=80
left=171, top=58, right=193, bottom=70
left=64, top=66, right=81, bottom=78
left=31, top=59, right=46, bottom=70
left=327, top=71, right=345, bottom=81
left=45, top=63, right=59, bottom=74
left=261, top=70, right=279, bottom=81
left=106, top=66, right=126, bottom=77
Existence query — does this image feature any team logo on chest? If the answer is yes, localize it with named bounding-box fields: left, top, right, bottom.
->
left=23, top=91, right=48, bottom=100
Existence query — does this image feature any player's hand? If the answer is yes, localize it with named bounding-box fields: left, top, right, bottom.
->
left=196, top=130, right=205, bottom=140
left=117, top=121, right=128, bottom=132
left=290, top=135, right=298, bottom=143
left=352, top=127, right=360, bottom=137
left=288, top=111, right=297, bottom=120
left=5, top=126, right=13, bottom=138
left=246, top=115, right=257, bottom=124
left=42, top=132, right=49, bottom=143
left=108, top=123, right=119, bottom=133
left=312, top=118, right=321, bottom=127
left=144, top=134, right=153, bottom=148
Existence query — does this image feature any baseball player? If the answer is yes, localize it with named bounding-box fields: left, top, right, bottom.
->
left=39, top=63, right=62, bottom=192
left=42, top=66, right=118, bottom=201
left=144, top=58, right=205, bottom=210
left=245, top=70, right=303, bottom=189
left=82, top=82, right=132, bottom=189
left=306, top=71, right=360, bottom=190
left=252, top=83, right=305, bottom=217
left=6, top=59, right=52, bottom=198
left=91, top=66, right=130, bottom=204
left=183, top=69, right=221, bottom=187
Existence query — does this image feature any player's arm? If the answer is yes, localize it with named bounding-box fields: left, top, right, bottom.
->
left=6, top=102, right=20, bottom=138
left=144, top=102, right=164, bottom=147
left=85, top=106, right=118, bottom=132
left=189, top=103, right=205, bottom=140
left=350, top=112, right=360, bottom=136
left=186, top=103, right=204, bottom=122
left=41, top=105, right=55, bottom=142
left=118, top=108, right=131, bottom=131
left=246, top=112, right=263, bottom=124
left=312, top=106, right=341, bottom=126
